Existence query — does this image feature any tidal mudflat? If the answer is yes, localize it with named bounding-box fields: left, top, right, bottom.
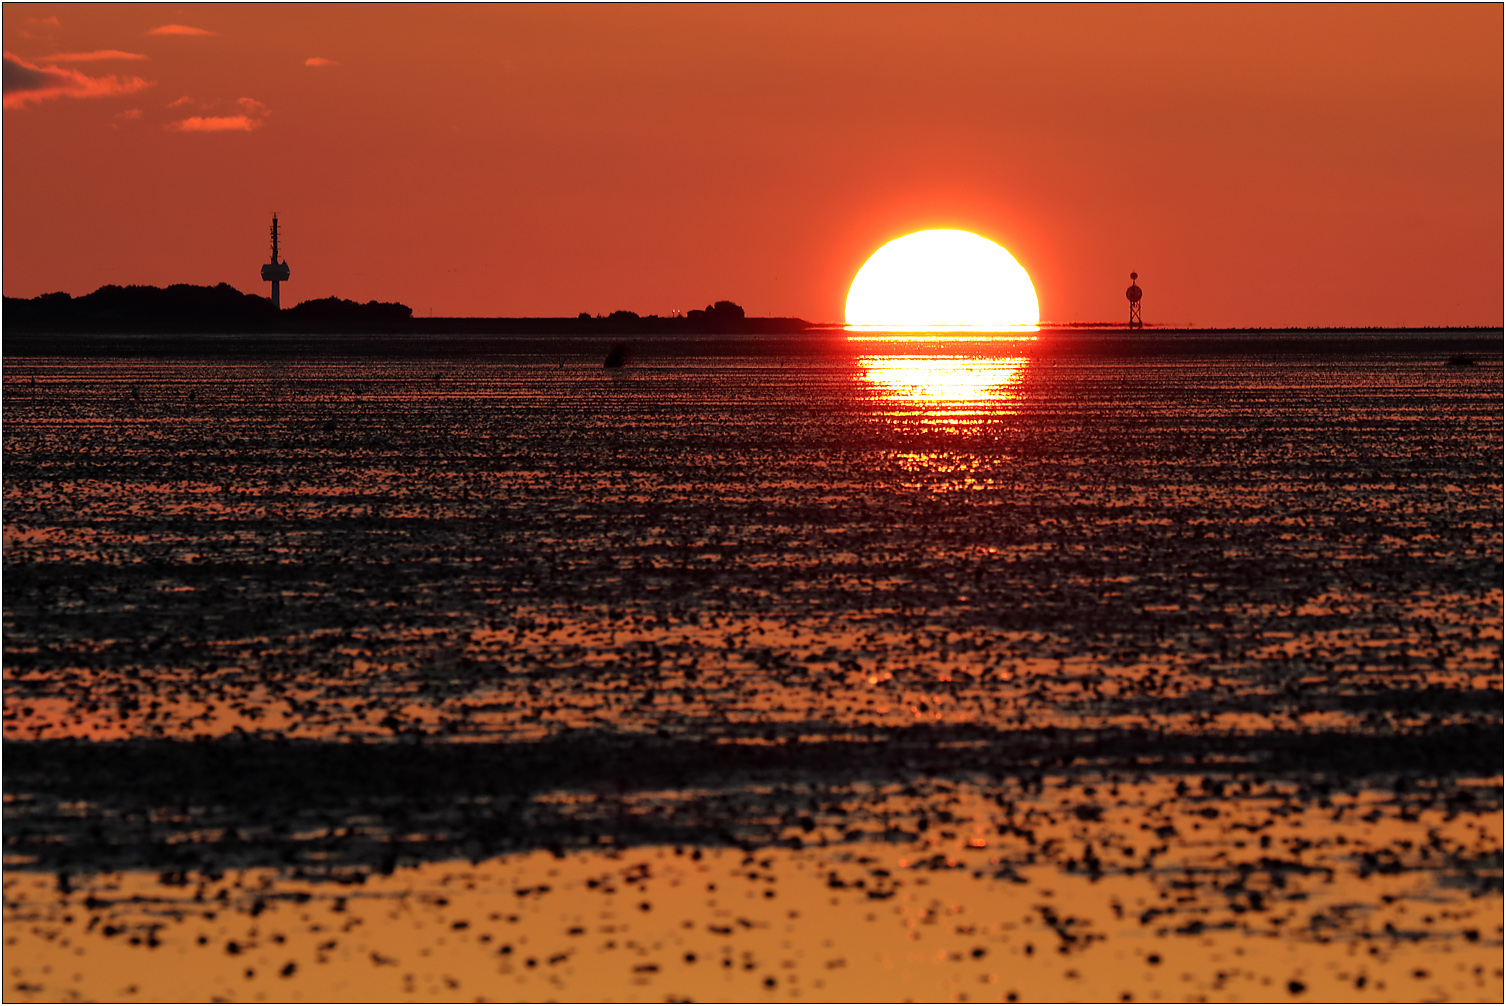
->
left=3, top=331, right=1501, bottom=1001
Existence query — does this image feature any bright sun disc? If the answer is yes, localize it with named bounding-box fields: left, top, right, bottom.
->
left=845, top=229, right=1039, bottom=330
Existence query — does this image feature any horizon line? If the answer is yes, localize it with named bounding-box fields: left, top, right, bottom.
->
left=4, top=287, right=1501, bottom=331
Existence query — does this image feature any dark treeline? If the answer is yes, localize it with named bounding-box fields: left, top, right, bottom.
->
left=3, top=285, right=813, bottom=337
left=4, top=283, right=414, bottom=334
left=413, top=302, right=812, bottom=335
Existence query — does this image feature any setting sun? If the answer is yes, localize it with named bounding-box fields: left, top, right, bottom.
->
left=845, top=230, right=1040, bottom=330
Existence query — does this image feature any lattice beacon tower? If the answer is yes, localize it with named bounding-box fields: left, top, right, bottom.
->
left=1126, top=271, right=1143, bottom=330
left=260, top=213, right=291, bottom=309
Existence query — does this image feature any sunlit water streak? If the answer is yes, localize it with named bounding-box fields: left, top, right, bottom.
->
left=860, top=355, right=1026, bottom=423
left=844, top=326, right=1040, bottom=335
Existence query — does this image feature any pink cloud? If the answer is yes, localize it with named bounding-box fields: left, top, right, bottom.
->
left=39, top=50, right=149, bottom=62
left=304, top=56, right=338, bottom=67
left=168, top=96, right=269, bottom=133
left=169, top=114, right=259, bottom=132
left=2, top=52, right=151, bottom=109
left=116, top=108, right=143, bottom=119
left=146, top=24, right=216, bottom=37
left=167, top=95, right=194, bottom=108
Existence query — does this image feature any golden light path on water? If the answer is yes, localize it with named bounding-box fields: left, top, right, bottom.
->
left=860, top=354, right=1026, bottom=407
left=851, top=330, right=1034, bottom=420
left=844, top=326, right=1040, bottom=335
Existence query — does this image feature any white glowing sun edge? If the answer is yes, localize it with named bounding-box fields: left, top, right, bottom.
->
left=845, top=229, right=1040, bottom=330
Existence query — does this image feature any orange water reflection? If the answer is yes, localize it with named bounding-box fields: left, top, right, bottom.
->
left=845, top=326, right=1040, bottom=335
left=860, top=355, right=1027, bottom=417
left=6, top=775, right=1500, bottom=1002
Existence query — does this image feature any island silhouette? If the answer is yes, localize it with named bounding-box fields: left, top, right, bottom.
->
left=2, top=283, right=812, bottom=338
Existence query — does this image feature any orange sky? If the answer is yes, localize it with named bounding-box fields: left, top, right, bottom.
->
left=3, top=4, right=1501, bottom=326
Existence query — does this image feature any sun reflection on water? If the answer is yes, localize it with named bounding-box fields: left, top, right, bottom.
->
left=845, top=326, right=1040, bottom=336
left=860, top=355, right=1027, bottom=417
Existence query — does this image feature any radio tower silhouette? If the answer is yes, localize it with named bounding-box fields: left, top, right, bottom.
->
left=1126, top=271, right=1143, bottom=330
left=260, top=213, right=291, bottom=309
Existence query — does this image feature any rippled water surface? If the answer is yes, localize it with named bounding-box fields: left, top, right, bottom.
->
left=2, top=334, right=1501, bottom=1001
left=5, top=338, right=1500, bottom=749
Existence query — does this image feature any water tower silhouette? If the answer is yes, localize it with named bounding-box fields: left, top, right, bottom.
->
left=260, top=214, right=291, bottom=309
left=1126, top=272, right=1143, bottom=330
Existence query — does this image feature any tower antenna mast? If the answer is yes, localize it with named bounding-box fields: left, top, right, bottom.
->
left=260, top=213, right=291, bottom=310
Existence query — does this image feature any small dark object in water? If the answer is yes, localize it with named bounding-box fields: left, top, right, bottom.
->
left=1446, top=354, right=1474, bottom=366
left=604, top=343, right=629, bottom=369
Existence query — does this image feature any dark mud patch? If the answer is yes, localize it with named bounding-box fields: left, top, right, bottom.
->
left=6, top=723, right=1499, bottom=875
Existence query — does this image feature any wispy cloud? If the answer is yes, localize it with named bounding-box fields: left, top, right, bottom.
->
left=116, top=108, right=143, bottom=120
left=2, top=52, right=151, bottom=109
left=146, top=24, right=216, bottom=37
left=304, top=56, right=338, bottom=68
left=15, top=14, right=61, bottom=41
left=169, top=115, right=257, bottom=132
left=167, top=96, right=269, bottom=133
left=39, top=50, right=149, bottom=62
left=167, top=95, right=194, bottom=108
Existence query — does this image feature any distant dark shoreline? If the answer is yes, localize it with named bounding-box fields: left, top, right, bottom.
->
left=3, top=283, right=1500, bottom=358
left=2, top=283, right=812, bottom=339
